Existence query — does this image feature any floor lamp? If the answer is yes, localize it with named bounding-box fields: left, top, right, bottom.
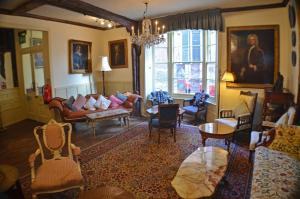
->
left=218, top=71, right=235, bottom=114
left=98, top=56, right=112, bottom=96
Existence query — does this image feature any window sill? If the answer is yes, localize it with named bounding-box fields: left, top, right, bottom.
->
left=172, top=95, right=217, bottom=106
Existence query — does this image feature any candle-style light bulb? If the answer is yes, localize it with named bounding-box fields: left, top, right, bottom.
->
left=158, top=27, right=161, bottom=34
left=162, top=25, right=165, bottom=33
left=131, top=26, right=134, bottom=35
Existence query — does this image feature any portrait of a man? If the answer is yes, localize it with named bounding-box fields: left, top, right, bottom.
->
left=228, top=25, right=279, bottom=88
left=69, top=40, right=92, bottom=74
left=109, top=39, right=128, bottom=68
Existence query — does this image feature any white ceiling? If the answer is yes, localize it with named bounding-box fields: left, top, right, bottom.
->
left=82, top=0, right=283, bottom=20
left=29, top=5, right=118, bottom=29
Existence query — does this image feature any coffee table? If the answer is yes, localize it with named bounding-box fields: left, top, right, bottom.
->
left=86, top=109, right=130, bottom=136
left=79, top=185, right=135, bottom=199
left=199, top=122, right=235, bottom=151
left=146, top=105, right=185, bottom=127
left=171, top=146, right=228, bottom=198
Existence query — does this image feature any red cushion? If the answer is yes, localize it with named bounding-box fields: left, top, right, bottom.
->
left=123, top=101, right=133, bottom=108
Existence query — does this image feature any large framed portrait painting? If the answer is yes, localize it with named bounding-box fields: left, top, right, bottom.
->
left=227, top=25, right=279, bottom=88
left=69, top=39, right=92, bottom=74
left=109, top=39, right=128, bottom=68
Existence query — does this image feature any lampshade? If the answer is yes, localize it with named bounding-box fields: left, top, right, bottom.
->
left=222, top=72, right=235, bottom=82
left=98, top=56, right=112, bottom=72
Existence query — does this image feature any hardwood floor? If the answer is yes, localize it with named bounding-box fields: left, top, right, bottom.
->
left=0, top=117, right=145, bottom=177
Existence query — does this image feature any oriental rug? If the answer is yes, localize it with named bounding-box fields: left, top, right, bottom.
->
left=20, top=122, right=252, bottom=199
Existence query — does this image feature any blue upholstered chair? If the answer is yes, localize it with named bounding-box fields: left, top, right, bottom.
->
left=149, top=104, right=179, bottom=143
left=182, top=91, right=209, bottom=124
left=147, top=91, right=174, bottom=106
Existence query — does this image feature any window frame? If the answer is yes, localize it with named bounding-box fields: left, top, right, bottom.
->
left=151, top=29, right=218, bottom=102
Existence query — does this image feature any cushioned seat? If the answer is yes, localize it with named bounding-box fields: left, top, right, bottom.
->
left=31, top=157, right=83, bottom=192
left=182, top=105, right=205, bottom=114
left=215, top=118, right=237, bottom=128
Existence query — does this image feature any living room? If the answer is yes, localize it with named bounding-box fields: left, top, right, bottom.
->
left=0, top=0, right=299, bottom=198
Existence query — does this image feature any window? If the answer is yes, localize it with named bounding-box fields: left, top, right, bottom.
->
left=151, top=29, right=217, bottom=99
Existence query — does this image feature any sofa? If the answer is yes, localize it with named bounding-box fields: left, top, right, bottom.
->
left=49, top=93, right=141, bottom=123
left=250, top=125, right=300, bottom=199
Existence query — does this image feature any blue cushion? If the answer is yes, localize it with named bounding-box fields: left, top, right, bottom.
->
left=183, top=105, right=198, bottom=114
left=150, top=118, right=160, bottom=127
left=63, top=96, right=75, bottom=110
left=116, top=91, right=128, bottom=102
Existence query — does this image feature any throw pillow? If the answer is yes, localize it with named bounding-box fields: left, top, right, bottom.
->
left=116, top=91, right=128, bottom=102
left=63, top=96, right=75, bottom=110
left=72, top=94, right=86, bottom=111
left=109, top=95, right=123, bottom=108
left=269, top=125, right=300, bottom=160
left=123, top=101, right=133, bottom=108
left=233, top=101, right=250, bottom=118
left=94, top=95, right=111, bottom=110
left=240, top=95, right=255, bottom=113
left=84, top=96, right=97, bottom=110
left=276, top=112, right=288, bottom=125
left=126, top=93, right=142, bottom=103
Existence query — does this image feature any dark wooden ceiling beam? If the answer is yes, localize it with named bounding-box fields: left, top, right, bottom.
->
left=221, top=0, right=288, bottom=13
left=45, top=0, right=137, bottom=31
left=13, top=0, right=46, bottom=14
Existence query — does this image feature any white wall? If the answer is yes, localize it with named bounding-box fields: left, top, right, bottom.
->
left=0, top=14, right=103, bottom=94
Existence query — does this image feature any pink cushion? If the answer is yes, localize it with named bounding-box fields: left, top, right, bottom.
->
left=72, top=95, right=86, bottom=111
left=31, top=157, right=83, bottom=192
left=109, top=95, right=123, bottom=108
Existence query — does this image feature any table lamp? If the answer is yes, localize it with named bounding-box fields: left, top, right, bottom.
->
left=97, top=56, right=111, bottom=96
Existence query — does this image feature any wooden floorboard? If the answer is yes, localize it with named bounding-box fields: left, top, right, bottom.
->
left=0, top=117, right=145, bottom=177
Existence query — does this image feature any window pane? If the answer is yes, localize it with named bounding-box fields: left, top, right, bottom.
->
left=206, top=79, right=215, bottom=97
left=208, top=30, right=217, bottom=45
left=192, top=46, right=200, bottom=62
left=206, top=63, right=216, bottom=97
left=154, top=63, right=168, bottom=91
left=207, top=63, right=216, bottom=80
left=154, top=47, right=167, bottom=63
left=173, top=63, right=202, bottom=94
left=207, top=44, right=216, bottom=62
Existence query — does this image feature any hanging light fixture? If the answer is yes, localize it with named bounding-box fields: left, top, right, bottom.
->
left=130, top=1, right=166, bottom=48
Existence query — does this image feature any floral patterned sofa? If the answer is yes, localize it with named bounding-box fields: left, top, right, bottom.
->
left=250, top=125, right=300, bottom=199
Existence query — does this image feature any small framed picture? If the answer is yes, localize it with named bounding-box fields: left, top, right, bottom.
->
left=33, top=52, right=44, bottom=68
left=109, top=39, right=128, bottom=68
left=69, top=39, right=92, bottom=74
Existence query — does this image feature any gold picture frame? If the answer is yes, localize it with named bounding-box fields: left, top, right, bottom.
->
left=108, top=39, right=128, bottom=68
left=69, top=39, right=92, bottom=74
left=227, top=25, right=279, bottom=88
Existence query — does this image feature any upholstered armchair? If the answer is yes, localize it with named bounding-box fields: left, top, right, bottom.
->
left=29, top=119, right=84, bottom=199
left=216, top=91, right=258, bottom=137
left=149, top=104, right=179, bottom=143
left=147, top=91, right=174, bottom=106
left=182, top=91, right=209, bottom=124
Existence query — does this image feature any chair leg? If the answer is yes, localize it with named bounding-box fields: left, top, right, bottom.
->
left=149, top=125, right=152, bottom=137
left=249, top=150, right=253, bottom=162
left=158, top=130, right=160, bottom=144
left=173, top=128, right=176, bottom=142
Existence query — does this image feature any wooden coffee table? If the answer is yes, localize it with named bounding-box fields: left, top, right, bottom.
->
left=146, top=105, right=185, bottom=127
left=199, top=122, right=235, bottom=151
left=79, top=185, right=135, bottom=199
left=86, top=109, right=130, bottom=136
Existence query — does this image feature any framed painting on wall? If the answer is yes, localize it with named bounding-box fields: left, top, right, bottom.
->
left=108, top=39, right=128, bottom=68
left=69, top=39, right=92, bottom=74
left=227, top=25, right=279, bottom=88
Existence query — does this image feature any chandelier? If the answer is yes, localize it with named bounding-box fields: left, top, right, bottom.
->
left=130, top=2, right=166, bottom=48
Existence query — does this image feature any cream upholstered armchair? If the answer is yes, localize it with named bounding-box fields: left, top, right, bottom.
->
left=28, top=119, right=83, bottom=199
left=262, top=106, right=296, bottom=129
left=216, top=91, right=258, bottom=138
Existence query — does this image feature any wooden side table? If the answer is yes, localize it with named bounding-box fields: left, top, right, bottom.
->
left=199, top=123, right=235, bottom=151
left=79, top=186, right=135, bottom=199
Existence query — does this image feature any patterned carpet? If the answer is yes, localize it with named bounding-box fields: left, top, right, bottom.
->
left=20, top=122, right=253, bottom=199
